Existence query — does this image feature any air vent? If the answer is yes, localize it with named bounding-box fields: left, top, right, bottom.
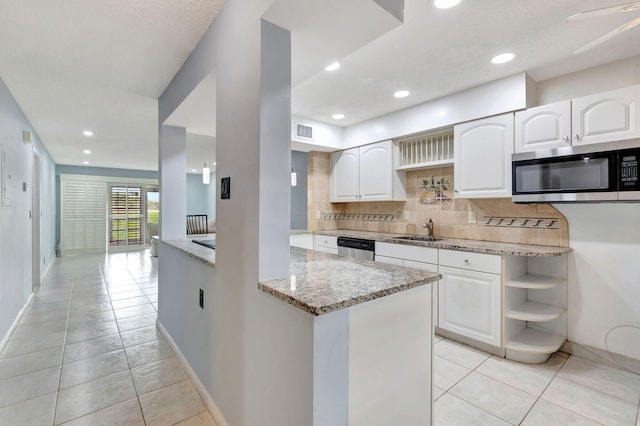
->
left=296, top=124, right=313, bottom=140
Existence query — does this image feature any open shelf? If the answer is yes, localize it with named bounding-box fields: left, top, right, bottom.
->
left=505, top=327, right=566, bottom=354
left=506, top=301, right=565, bottom=322
left=506, top=273, right=566, bottom=290
left=395, top=159, right=453, bottom=171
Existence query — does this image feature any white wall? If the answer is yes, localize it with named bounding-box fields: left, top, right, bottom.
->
left=291, top=115, right=344, bottom=152
left=158, top=1, right=300, bottom=424
left=343, top=72, right=532, bottom=148
left=186, top=172, right=216, bottom=218
left=0, top=77, right=56, bottom=345
left=536, top=55, right=640, bottom=105
left=555, top=204, right=640, bottom=361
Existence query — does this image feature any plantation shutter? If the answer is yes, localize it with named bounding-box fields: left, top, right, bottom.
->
left=60, top=178, right=107, bottom=255
left=108, top=184, right=145, bottom=248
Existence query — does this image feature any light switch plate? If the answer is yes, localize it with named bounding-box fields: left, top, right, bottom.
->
left=315, top=210, right=321, bottom=220
left=404, top=211, right=410, bottom=220
left=468, top=211, right=477, bottom=224
left=221, top=177, right=230, bottom=199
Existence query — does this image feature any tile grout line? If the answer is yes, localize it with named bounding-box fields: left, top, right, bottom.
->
left=53, top=259, right=112, bottom=425
left=101, top=256, right=149, bottom=426
left=51, top=272, right=75, bottom=426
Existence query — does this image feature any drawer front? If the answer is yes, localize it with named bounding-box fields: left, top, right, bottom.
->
left=439, top=249, right=501, bottom=274
left=314, top=235, right=338, bottom=249
left=376, top=242, right=438, bottom=264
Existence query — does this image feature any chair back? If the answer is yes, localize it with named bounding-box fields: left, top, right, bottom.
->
left=187, top=214, right=208, bottom=235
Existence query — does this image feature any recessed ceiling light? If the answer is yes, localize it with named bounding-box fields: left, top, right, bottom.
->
left=490, top=52, right=516, bottom=64
left=82, top=161, right=89, bottom=165
left=433, top=0, right=461, bottom=9
left=394, top=90, right=410, bottom=98
left=332, top=113, right=345, bottom=120
left=191, top=169, right=197, bottom=173
left=83, top=149, right=91, bottom=154
left=83, top=130, right=93, bottom=137
left=325, top=62, right=340, bottom=71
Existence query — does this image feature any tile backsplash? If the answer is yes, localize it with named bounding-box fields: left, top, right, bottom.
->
left=307, top=151, right=569, bottom=247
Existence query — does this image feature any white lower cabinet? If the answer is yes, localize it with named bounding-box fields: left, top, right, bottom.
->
left=438, top=262, right=502, bottom=348
left=313, top=235, right=338, bottom=255
left=371, top=237, right=569, bottom=363
left=375, top=242, right=439, bottom=325
left=290, top=233, right=314, bottom=249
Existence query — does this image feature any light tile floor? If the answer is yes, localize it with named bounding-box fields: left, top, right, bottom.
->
left=433, top=335, right=640, bottom=425
left=0, top=251, right=216, bottom=426
left=3, top=251, right=640, bottom=425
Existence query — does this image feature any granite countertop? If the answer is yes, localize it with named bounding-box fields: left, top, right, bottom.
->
left=314, top=230, right=570, bottom=257
left=290, top=229, right=312, bottom=235
left=162, top=234, right=216, bottom=267
left=258, top=247, right=439, bottom=316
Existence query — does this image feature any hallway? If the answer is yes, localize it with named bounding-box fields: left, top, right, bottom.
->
left=0, top=251, right=215, bottom=425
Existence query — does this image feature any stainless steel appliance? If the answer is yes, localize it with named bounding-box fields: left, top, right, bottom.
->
left=512, top=139, right=640, bottom=202
left=337, top=237, right=375, bottom=261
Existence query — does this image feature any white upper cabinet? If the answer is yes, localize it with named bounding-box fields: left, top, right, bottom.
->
left=515, top=101, right=572, bottom=153
left=331, top=140, right=405, bottom=202
left=359, top=142, right=393, bottom=201
left=331, top=147, right=360, bottom=202
left=454, top=113, right=514, bottom=199
left=515, top=84, right=640, bottom=153
left=572, top=84, right=640, bottom=146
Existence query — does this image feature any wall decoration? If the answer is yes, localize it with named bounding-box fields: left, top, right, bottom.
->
left=1, top=144, right=13, bottom=207
left=419, top=176, right=451, bottom=204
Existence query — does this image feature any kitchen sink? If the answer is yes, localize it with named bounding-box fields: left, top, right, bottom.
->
left=395, top=236, right=443, bottom=242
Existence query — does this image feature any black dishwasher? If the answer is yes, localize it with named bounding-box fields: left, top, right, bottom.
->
left=336, top=237, right=375, bottom=261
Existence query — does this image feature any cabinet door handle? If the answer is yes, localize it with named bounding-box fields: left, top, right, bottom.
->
left=464, top=259, right=469, bottom=264
left=575, top=134, right=581, bottom=140
left=563, top=135, right=569, bottom=141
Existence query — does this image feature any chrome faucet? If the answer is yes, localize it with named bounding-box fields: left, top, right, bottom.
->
left=423, top=218, right=434, bottom=237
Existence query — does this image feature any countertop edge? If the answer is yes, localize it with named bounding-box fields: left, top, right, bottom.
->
left=313, top=230, right=571, bottom=257
left=259, top=277, right=438, bottom=316
left=162, top=238, right=216, bottom=267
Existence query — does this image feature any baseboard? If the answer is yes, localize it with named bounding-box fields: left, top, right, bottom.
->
left=40, top=256, right=57, bottom=282
left=563, top=340, right=640, bottom=375
left=0, top=292, right=35, bottom=355
left=156, top=319, right=229, bottom=426
left=435, top=327, right=505, bottom=357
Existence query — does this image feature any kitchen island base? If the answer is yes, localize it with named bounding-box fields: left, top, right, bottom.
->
left=276, top=283, right=433, bottom=426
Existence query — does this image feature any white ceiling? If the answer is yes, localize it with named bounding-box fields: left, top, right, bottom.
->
left=292, top=0, right=640, bottom=126
left=0, top=0, right=225, bottom=171
left=1, top=0, right=640, bottom=172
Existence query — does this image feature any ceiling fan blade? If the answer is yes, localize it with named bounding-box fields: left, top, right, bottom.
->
left=567, top=1, right=640, bottom=21
left=574, top=16, right=640, bottom=54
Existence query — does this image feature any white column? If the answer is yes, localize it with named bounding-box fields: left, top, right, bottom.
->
left=258, top=19, right=292, bottom=281
left=158, top=125, right=187, bottom=240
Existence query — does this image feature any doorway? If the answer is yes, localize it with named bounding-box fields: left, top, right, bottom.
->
left=32, top=150, right=41, bottom=291
left=108, top=184, right=146, bottom=251
left=145, top=185, right=159, bottom=245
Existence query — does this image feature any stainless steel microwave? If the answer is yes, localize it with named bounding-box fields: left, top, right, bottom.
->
left=512, top=139, right=640, bottom=203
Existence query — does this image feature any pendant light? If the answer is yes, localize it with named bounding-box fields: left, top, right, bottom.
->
left=203, top=162, right=210, bottom=184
